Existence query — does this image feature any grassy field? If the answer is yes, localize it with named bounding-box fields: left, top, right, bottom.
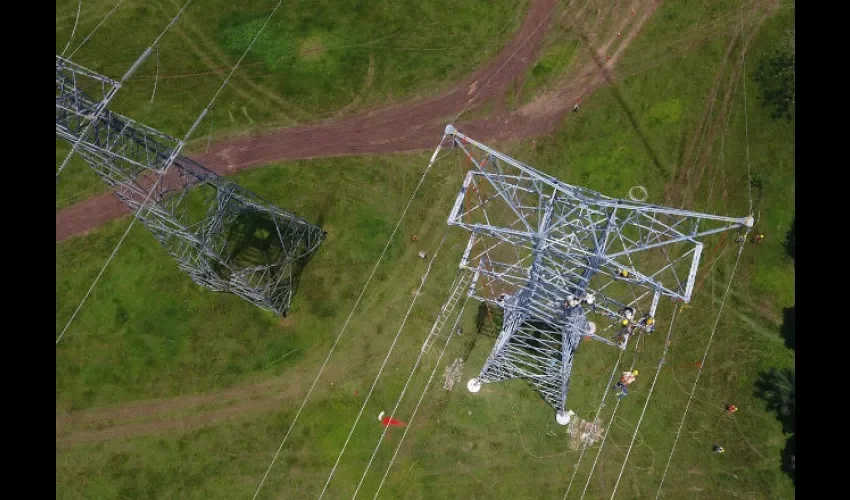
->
left=55, top=0, right=525, bottom=209
left=56, top=0, right=794, bottom=498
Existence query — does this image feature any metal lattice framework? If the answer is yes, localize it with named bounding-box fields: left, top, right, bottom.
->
left=56, top=56, right=325, bottom=316
left=438, top=125, right=753, bottom=420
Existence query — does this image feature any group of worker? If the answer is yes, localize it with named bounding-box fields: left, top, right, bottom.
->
left=613, top=304, right=655, bottom=345
left=614, top=370, right=740, bottom=455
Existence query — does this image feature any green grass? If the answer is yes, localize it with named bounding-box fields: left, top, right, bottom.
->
left=56, top=0, right=525, bottom=209
left=56, top=153, right=465, bottom=411
left=56, top=0, right=794, bottom=498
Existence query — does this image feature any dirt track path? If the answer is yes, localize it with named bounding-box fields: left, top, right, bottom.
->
left=56, top=0, right=667, bottom=243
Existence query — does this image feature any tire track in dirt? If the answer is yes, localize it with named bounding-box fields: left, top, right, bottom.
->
left=56, top=378, right=304, bottom=449
left=665, top=0, right=778, bottom=209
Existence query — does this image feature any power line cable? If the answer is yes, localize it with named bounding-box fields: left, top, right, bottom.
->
left=251, top=135, right=452, bottom=500
left=653, top=243, right=744, bottom=499
left=318, top=228, right=451, bottom=499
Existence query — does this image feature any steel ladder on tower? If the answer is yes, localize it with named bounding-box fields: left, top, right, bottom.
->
left=421, top=272, right=472, bottom=353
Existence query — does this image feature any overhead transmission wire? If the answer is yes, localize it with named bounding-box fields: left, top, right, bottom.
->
left=56, top=175, right=165, bottom=345
left=653, top=23, right=754, bottom=481
left=653, top=11, right=756, bottom=493
left=318, top=228, right=451, bottom=499
left=57, top=0, right=284, bottom=345
left=56, top=0, right=194, bottom=181
left=654, top=212, right=747, bottom=498
left=67, top=0, right=127, bottom=60
left=250, top=137, right=450, bottom=500
left=562, top=275, right=652, bottom=498
left=261, top=7, right=572, bottom=496
left=60, top=0, right=82, bottom=57
left=608, top=307, right=681, bottom=499
left=566, top=5, right=754, bottom=499
left=561, top=346, right=628, bottom=499
left=365, top=285, right=473, bottom=499
left=368, top=142, right=495, bottom=498
left=575, top=349, right=640, bottom=500
left=364, top=5, right=630, bottom=491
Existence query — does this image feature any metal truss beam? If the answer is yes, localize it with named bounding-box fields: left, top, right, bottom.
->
left=438, top=125, right=753, bottom=419
left=56, top=56, right=325, bottom=316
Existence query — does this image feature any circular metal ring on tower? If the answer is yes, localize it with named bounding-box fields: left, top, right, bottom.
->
left=628, top=185, right=648, bottom=202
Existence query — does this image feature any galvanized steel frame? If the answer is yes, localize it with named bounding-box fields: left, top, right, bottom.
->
left=438, top=125, right=751, bottom=413
left=56, top=56, right=325, bottom=316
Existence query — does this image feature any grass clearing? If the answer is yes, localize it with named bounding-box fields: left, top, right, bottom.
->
left=56, top=0, right=794, bottom=498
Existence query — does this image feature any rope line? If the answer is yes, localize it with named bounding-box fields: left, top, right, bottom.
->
left=68, top=0, right=127, bottom=59
left=577, top=349, right=641, bottom=500
left=352, top=272, right=469, bottom=498
left=562, top=347, right=627, bottom=498
left=371, top=296, right=472, bottom=499
left=654, top=243, right=744, bottom=499
left=56, top=172, right=167, bottom=344
left=318, top=228, right=450, bottom=499
left=609, top=307, right=680, bottom=499
left=742, top=50, right=753, bottom=215
left=250, top=138, right=446, bottom=500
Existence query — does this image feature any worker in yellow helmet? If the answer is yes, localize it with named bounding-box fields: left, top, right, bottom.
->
left=619, top=269, right=630, bottom=278
left=639, top=314, right=655, bottom=333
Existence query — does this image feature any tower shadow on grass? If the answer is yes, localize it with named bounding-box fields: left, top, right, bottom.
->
left=785, top=217, right=795, bottom=261
left=225, top=208, right=324, bottom=317
left=779, top=306, right=795, bottom=351
left=781, top=433, right=795, bottom=486
left=580, top=35, right=667, bottom=178
left=754, top=368, right=795, bottom=485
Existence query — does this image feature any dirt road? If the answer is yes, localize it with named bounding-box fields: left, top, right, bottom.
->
left=56, top=0, right=666, bottom=242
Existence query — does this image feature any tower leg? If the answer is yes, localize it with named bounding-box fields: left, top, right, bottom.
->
left=474, top=305, right=588, bottom=412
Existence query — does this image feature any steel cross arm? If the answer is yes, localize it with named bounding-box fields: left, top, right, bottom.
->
left=458, top=226, right=696, bottom=304
left=462, top=219, right=691, bottom=300
left=462, top=262, right=625, bottom=340
left=606, top=223, right=741, bottom=259
left=444, top=125, right=754, bottom=228
left=454, top=140, right=536, bottom=234
left=446, top=125, right=586, bottom=198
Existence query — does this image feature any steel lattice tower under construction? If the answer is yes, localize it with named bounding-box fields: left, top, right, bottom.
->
left=435, top=125, right=753, bottom=423
left=56, top=56, right=325, bottom=316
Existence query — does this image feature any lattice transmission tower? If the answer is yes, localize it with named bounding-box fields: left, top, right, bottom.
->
left=56, top=56, right=325, bottom=316
left=436, top=125, right=753, bottom=424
